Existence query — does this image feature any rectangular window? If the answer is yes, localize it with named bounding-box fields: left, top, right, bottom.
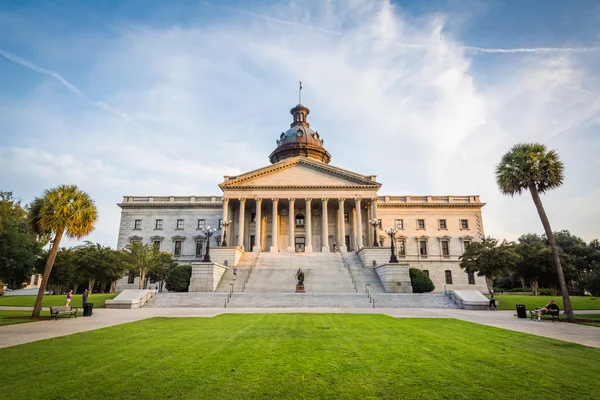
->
left=176, top=219, right=184, bottom=230
left=463, top=240, right=471, bottom=252
left=197, top=219, right=205, bottom=230
left=155, top=219, right=163, bottom=230
left=344, top=213, right=349, bottom=223
left=131, top=240, right=140, bottom=245
left=216, top=237, right=222, bottom=247
left=251, top=213, right=256, bottom=223
left=134, top=219, right=142, bottom=230
left=419, top=240, right=428, bottom=256
left=439, top=219, right=447, bottom=229
left=423, top=270, right=429, bottom=277
left=417, top=219, right=425, bottom=229
left=395, top=219, right=404, bottom=229
left=174, top=240, right=182, bottom=256
left=441, top=240, right=450, bottom=256
left=460, top=219, right=469, bottom=229
left=445, top=270, right=453, bottom=285
left=127, top=274, right=135, bottom=284
left=397, top=239, right=406, bottom=256
left=468, top=272, right=475, bottom=285
left=377, top=219, right=382, bottom=229
left=153, top=240, right=161, bottom=250
left=218, top=219, right=223, bottom=229
left=195, top=240, right=203, bottom=257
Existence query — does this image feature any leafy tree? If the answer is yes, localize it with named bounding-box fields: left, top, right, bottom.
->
left=514, top=234, right=553, bottom=295
left=148, top=252, right=178, bottom=292
left=166, top=264, right=192, bottom=292
left=460, top=236, right=519, bottom=294
left=0, top=192, right=44, bottom=289
left=584, top=269, right=600, bottom=297
left=28, top=185, right=97, bottom=317
left=122, top=242, right=163, bottom=289
left=35, top=248, right=81, bottom=294
left=409, top=268, right=434, bottom=293
left=496, top=143, right=574, bottom=319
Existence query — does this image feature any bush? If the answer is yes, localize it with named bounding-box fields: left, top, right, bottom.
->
left=409, top=268, right=434, bottom=293
left=508, top=287, right=531, bottom=292
left=584, top=270, right=600, bottom=297
left=165, top=264, right=192, bottom=292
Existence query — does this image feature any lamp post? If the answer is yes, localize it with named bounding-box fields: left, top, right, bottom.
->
left=385, top=227, right=399, bottom=263
left=369, top=218, right=379, bottom=247
left=221, top=220, right=231, bottom=246
left=202, top=226, right=218, bottom=262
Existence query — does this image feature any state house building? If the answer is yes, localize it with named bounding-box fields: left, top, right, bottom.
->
left=117, top=103, right=487, bottom=292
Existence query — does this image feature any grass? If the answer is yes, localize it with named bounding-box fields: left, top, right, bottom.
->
left=539, top=313, right=600, bottom=328
left=0, top=293, right=116, bottom=308
left=0, top=310, right=53, bottom=326
left=495, top=295, right=600, bottom=311
left=1, top=314, right=599, bottom=400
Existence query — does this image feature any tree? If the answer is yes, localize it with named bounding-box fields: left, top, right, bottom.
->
left=409, top=268, right=434, bottom=293
left=496, top=143, right=574, bottom=320
left=148, top=252, right=178, bottom=292
left=166, top=264, right=192, bottom=292
left=460, top=236, right=519, bottom=294
left=514, top=234, right=553, bottom=295
left=122, top=242, right=162, bottom=289
left=0, top=192, right=45, bottom=289
left=28, top=185, right=97, bottom=317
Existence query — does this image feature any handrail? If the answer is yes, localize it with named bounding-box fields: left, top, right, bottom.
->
left=339, top=251, right=358, bottom=293
left=242, top=252, right=260, bottom=292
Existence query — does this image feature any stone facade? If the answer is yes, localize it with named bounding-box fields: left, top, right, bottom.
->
left=115, top=103, right=487, bottom=293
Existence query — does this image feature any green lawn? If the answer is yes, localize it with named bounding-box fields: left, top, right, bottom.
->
left=495, top=295, right=600, bottom=310
left=1, top=314, right=599, bottom=400
left=0, top=293, right=116, bottom=308
left=0, top=310, right=53, bottom=326
left=539, top=313, right=600, bottom=328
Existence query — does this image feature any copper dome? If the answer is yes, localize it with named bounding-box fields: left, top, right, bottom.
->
left=269, top=104, right=332, bottom=164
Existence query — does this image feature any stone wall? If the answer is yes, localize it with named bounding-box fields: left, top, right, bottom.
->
left=373, top=264, right=413, bottom=293
left=188, top=262, right=228, bottom=292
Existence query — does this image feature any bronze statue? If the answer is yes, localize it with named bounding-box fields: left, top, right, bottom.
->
left=295, top=268, right=305, bottom=286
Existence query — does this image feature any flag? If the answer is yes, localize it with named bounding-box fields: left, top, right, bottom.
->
left=299, top=81, right=302, bottom=90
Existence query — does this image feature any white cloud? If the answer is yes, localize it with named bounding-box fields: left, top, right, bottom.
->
left=1, top=0, right=599, bottom=245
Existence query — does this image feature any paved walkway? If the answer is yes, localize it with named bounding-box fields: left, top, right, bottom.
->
left=1, top=308, right=598, bottom=349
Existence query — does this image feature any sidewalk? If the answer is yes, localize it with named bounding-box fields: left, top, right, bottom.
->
left=0, top=308, right=598, bottom=349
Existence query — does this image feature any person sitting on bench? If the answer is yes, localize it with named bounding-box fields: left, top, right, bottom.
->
left=536, top=299, right=560, bottom=321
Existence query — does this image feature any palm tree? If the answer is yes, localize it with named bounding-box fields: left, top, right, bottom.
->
left=28, top=185, right=97, bottom=317
left=496, top=143, right=573, bottom=320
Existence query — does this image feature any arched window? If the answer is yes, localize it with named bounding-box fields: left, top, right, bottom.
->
left=295, top=213, right=304, bottom=226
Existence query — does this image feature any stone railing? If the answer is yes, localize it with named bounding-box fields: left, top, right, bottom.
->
left=376, top=195, right=482, bottom=205
left=121, top=196, right=223, bottom=204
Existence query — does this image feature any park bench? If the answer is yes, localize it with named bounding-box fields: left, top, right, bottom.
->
left=529, top=309, right=560, bottom=322
left=49, top=306, right=78, bottom=320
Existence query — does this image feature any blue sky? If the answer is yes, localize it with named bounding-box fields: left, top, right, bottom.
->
left=1, top=0, right=599, bottom=247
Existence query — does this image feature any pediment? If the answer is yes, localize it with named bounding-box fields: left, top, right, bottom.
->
left=220, top=158, right=380, bottom=189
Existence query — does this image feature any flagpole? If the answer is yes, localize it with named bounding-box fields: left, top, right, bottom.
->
left=299, top=81, right=302, bottom=104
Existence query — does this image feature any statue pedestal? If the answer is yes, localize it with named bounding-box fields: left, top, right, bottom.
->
left=295, top=284, right=305, bottom=293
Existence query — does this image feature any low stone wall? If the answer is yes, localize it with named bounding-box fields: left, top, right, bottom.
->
left=450, top=290, right=496, bottom=310
left=357, top=247, right=391, bottom=268
left=105, top=289, right=154, bottom=309
left=188, top=262, right=228, bottom=292
left=373, top=264, right=413, bottom=293
left=209, top=247, right=243, bottom=266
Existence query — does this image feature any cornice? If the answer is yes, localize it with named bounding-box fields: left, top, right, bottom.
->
left=222, top=185, right=379, bottom=191
left=377, top=203, right=486, bottom=208
left=118, top=203, right=223, bottom=209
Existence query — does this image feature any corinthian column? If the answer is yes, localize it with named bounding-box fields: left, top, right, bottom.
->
left=253, top=198, right=262, bottom=252
left=305, top=198, right=313, bottom=252
left=355, top=197, right=363, bottom=249
left=238, top=198, right=246, bottom=251
left=339, top=198, right=346, bottom=252
left=321, top=198, right=329, bottom=252
left=288, top=198, right=295, bottom=252
left=270, top=198, right=279, bottom=253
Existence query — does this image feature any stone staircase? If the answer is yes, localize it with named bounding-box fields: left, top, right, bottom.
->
left=243, top=252, right=355, bottom=293
left=342, top=252, right=386, bottom=294
left=145, top=292, right=227, bottom=308
left=372, top=293, right=459, bottom=309
left=228, top=293, right=371, bottom=308
left=214, top=252, right=256, bottom=292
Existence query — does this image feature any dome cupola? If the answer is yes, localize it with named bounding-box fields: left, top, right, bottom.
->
left=269, top=104, right=332, bottom=164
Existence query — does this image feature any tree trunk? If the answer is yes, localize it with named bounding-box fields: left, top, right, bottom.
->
left=139, top=270, right=146, bottom=290
left=528, top=183, right=574, bottom=320
left=520, top=277, right=526, bottom=289
left=73, top=283, right=79, bottom=295
left=485, top=276, right=494, bottom=294
left=88, top=279, right=95, bottom=293
left=110, top=280, right=117, bottom=293
left=32, top=230, right=64, bottom=317
left=100, top=279, right=107, bottom=294
left=531, top=280, right=538, bottom=296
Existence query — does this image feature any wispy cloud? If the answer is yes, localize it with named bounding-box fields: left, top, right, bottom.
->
left=0, top=48, right=136, bottom=123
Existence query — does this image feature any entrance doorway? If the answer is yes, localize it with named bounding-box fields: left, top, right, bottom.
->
left=345, top=235, right=350, bottom=251
left=295, top=237, right=305, bottom=252
left=250, top=235, right=255, bottom=250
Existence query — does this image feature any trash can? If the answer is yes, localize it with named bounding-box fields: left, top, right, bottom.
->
left=516, top=304, right=527, bottom=319
left=83, top=303, right=94, bottom=317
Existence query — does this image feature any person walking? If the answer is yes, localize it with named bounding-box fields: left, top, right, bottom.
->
left=66, top=289, right=73, bottom=307
left=232, top=267, right=238, bottom=281
left=82, top=288, right=89, bottom=306
left=488, top=291, right=497, bottom=311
